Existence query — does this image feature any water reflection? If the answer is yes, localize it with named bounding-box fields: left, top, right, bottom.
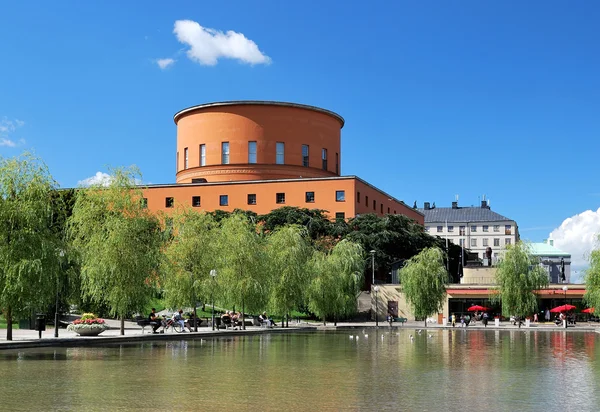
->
left=0, top=330, right=598, bottom=411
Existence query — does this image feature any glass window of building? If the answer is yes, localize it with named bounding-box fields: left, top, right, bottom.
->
left=335, top=212, right=345, bottom=221
left=305, top=192, right=315, bottom=203
left=219, top=195, right=228, bottom=206
left=493, top=225, right=500, bottom=232
left=483, top=238, right=488, bottom=246
left=184, top=147, right=189, bottom=169
left=276, top=142, right=285, bottom=164
left=247, top=194, right=256, bottom=205
left=365, top=195, right=368, bottom=206
left=380, top=204, right=383, bottom=213
left=357, top=192, right=360, bottom=203
left=387, top=207, right=390, bottom=214
left=248, top=141, right=257, bottom=164
left=494, top=238, right=500, bottom=246
left=165, top=197, right=174, bottom=208
left=200, top=144, right=206, bottom=166
left=505, top=238, right=512, bottom=245
left=505, top=225, right=512, bottom=235
left=276, top=193, right=285, bottom=204
left=221, top=142, right=230, bottom=164
left=483, top=225, right=489, bottom=232
left=373, top=200, right=376, bottom=210
left=302, top=144, right=309, bottom=167
left=448, top=225, right=454, bottom=232
left=336, top=190, right=345, bottom=202
left=437, top=226, right=443, bottom=232
left=459, top=226, right=466, bottom=236
left=471, top=225, right=477, bottom=232
left=425, top=226, right=430, bottom=232
left=471, top=238, right=477, bottom=247
left=192, top=196, right=201, bottom=207
left=459, top=239, right=465, bottom=247
left=322, top=148, right=327, bottom=170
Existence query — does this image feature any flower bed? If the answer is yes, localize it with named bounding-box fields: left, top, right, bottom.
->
left=67, top=313, right=109, bottom=336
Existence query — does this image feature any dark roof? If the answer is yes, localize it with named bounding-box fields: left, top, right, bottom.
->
left=416, top=207, right=513, bottom=223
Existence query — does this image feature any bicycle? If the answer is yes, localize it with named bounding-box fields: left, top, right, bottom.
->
left=162, top=317, right=184, bottom=333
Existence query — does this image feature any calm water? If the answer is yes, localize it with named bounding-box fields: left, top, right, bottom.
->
left=0, top=329, right=599, bottom=411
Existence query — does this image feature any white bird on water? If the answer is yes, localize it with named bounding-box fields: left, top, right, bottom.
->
left=409, top=334, right=414, bottom=341
left=417, top=329, right=422, bottom=334
left=349, top=335, right=354, bottom=340
left=428, top=334, right=433, bottom=338
left=364, top=334, right=368, bottom=339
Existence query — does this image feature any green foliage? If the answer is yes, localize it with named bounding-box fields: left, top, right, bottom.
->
left=160, top=208, right=217, bottom=310
left=0, top=153, right=65, bottom=339
left=68, top=167, right=164, bottom=332
left=215, top=213, right=268, bottom=318
left=307, top=240, right=364, bottom=323
left=265, top=225, right=313, bottom=320
left=400, top=247, right=448, bottom=321
left=584, top=244, right=600, bottom=310
left=492, top=242, right=548, bottom=318
left=259, top=206, right=334, bottom=240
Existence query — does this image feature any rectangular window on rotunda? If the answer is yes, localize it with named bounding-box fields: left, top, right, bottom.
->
left=302, top=145, right=309, bottom=167
left=322, top=148, right=327, bottom=170
left=221, top=142, right=230, bottom=164
left=248, top=141, right=257, bottom=164
left=200, top=144, right=206, bottom=166
left=276, top=142, right=285, bottom=164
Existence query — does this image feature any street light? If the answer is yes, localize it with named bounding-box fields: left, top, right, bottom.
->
left=562, top=285, right=568, bottom=329
left=370, top=250, right=376, bottom=287
left=55, top=250, right=65, bottom=338
left=374, top=285, right=380, bottom=328
left=210, top=269, right=217, bottom=331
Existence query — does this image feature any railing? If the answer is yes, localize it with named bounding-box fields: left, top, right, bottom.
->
left=460, top=277, right=496, bottom=285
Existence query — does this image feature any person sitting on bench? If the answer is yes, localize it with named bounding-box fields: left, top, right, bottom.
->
left=149, top=308, right=162, bottom=334
left=259, top=312, right=276, bottom=327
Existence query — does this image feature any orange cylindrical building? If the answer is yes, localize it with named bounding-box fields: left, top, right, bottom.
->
left=173, top=101, right=345, bottom=183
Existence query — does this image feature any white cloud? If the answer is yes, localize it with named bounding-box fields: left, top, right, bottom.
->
left=78, top=172, right=112, bottom=187
left=548, top=208, right=600, bottom=282
left=0, top=118, right=25, bottom=147
left=156, top=58, right=175, bottom=69
left=173, top=20, right=271, bottom=66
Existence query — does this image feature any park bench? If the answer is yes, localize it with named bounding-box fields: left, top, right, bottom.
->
left=135, top=316, right=161, bottom=334
left=389, top=317, right=407, bottom=326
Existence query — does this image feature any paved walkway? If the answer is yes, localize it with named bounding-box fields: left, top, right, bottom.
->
left=1, top=318, right=598, bottom=350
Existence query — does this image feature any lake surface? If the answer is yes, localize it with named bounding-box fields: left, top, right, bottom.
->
left=0, top=329, right=599, bottom=411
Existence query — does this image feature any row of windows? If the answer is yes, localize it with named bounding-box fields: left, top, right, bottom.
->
left=180, top=143, right=339, bottom=173
left=355, top=191, right=397, bottom=214
left=457, top=238, right=512, bottom=247
left=154, top=190, right=348, bottom=208
left=428, top=224, right=512, bottom=235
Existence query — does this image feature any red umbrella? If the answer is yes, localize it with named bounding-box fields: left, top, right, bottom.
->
left=582, top=308, right=595, bottom=314
left=467, top=305, right=490, bottom=312
left=550, top=304, right=576, bottom=313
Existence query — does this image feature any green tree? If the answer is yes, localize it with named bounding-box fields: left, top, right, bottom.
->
left=400, top=247, right=448, bottom=327
left=584, top=241, right=600, bottom=311
left=160, top=208, right=217, bottom=328
left=0, top=153, right=65, bottom=340
left=307, top=240, right=364, bottom=325
left=265, top=225, right=313, bottom=327
left=216, top=213, right=267, bottom=329
left=492, top=242, right=548, bottom=326
left=68, top=167, right=164, bottom=335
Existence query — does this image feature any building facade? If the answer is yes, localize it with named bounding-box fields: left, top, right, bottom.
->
left=142, top=101, right=423, bottom=223
left=418, top=200, right=519, bottom=261
left=529, top=239, right=571, bottom=284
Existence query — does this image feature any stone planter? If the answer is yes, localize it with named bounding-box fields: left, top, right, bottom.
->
left=67, top=324, right=108, bottom=336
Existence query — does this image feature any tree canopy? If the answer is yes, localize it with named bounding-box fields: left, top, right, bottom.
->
left=0, top=153, right=64, bottom=340
left=584, top=241, right=600, bottom=311
left=68, top=167, right=164, bottom=334
left=492, top=242, right=548, bottom=321
left=400, top=247, right=448, bottom=326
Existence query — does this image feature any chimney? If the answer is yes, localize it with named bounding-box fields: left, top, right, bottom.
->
left=550, top=239, right=554, bottom=246
left=424, top=202, right=430, bottom=210
left=452, top=201, right=458, bottom=209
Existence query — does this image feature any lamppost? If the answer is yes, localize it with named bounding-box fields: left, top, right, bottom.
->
left=562, top=285, right=568, bottom=329
left=55, top=250, right=65, bottom=338
left=370, top=250, right=376, bottom=286
left=210, top=269, right=217, bottom=330
left=374, top=285, right=380, bottom=327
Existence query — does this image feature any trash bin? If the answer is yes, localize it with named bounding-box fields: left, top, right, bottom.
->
left=494, top=318, right=500, bottom=327
left=35, top=314, right=46, bottom=339
left=442, top=317, right=447, bottom=326
left=525, top=319, right=531, bottom=328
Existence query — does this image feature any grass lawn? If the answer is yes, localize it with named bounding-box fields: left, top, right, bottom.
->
left=0, top=316, right=21, bottom=329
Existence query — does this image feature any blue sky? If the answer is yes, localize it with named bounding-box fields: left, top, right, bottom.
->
left=1, top=1, right=599, bottom=275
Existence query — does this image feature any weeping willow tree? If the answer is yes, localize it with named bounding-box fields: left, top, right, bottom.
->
left=160, top=209, right=217, bottom=329
left=307, top=240, right=364, bottom=325
left=0, top=153, right=65, bottom=340
left=215, top=213, right=267, bottom=330
left=265, top=225, right=313, bottom=327
left=584, top=239, right=600, bottom=311
left=68, top=167, right=164, bottom=335
left=400, top=247, right=448, bottom=327
left=492, top=241, right=548, bottom=326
